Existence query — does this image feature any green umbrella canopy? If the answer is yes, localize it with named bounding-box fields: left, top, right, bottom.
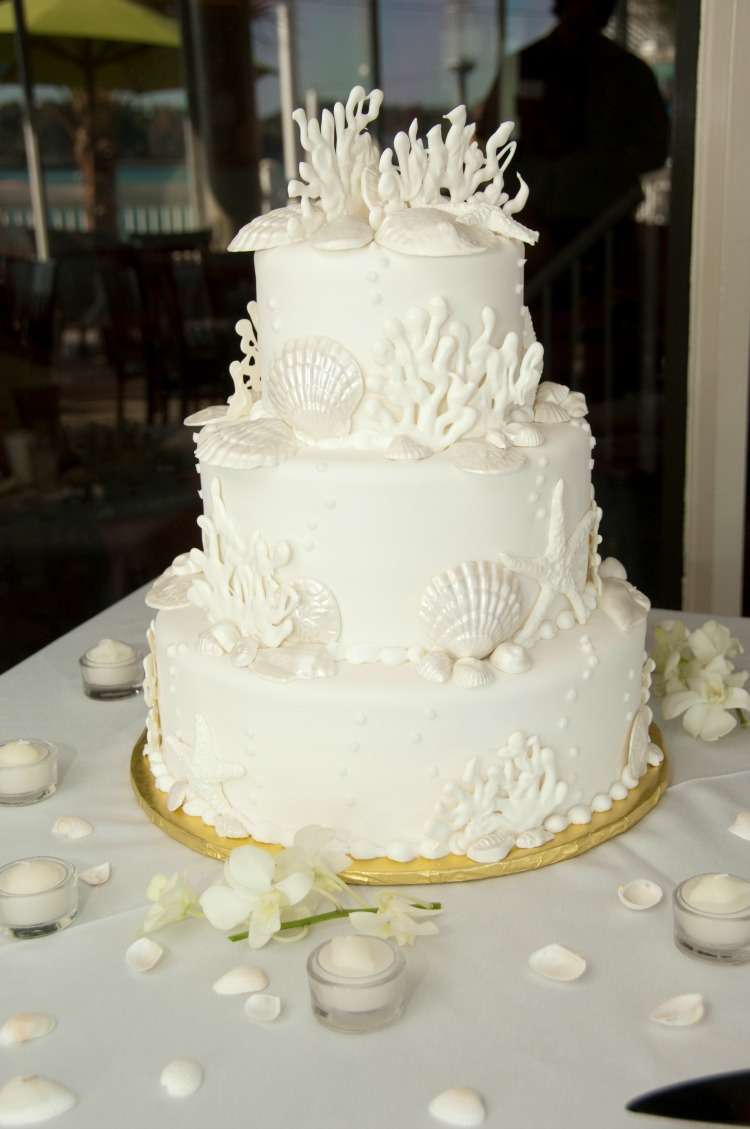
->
left=0, top=0, right=183, bottom=91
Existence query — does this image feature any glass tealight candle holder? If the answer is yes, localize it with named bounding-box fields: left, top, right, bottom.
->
left=307, top=935, right=407, bottom=1033
left=0, top=739, right=58, bottom=805
left=79, top=638, right=143, bottom=700
left=673, top=873, right=750, bottom=964
left=0, top=857, right=78, bottom=940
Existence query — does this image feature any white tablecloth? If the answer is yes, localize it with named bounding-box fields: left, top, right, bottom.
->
left=1, top=591, right=749, bottom=1129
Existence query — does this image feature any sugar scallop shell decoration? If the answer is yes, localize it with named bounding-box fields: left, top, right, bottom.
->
left=145, top=567, right=195, bottom=611
left=385, top=435, right=434, bottom=462
left=0, top=1075, right=76, bottom=1127
left=0, top=1014, right=55, bottom=1047
left=195, top=418, right=297, bottom=471
left=428, top=1087, right=486, bottom=1127
left=415, top=651, right=453, bottom=684
left=528, top=944, right=586, bottom=982
left=375, top=207, right=496, bottom=257
left=228, top=203, right=323, bottom=252
left=452, top=658, right=494, bottom=689
left=160, top=1059, right=204, bottom=1099
left=447, top=439, right=525, bottom=476
left=265, top=336, right=364, bottom=440
left=650, top=993, right=704, bottom=1027
left=212, top=966, right=269, bottom=996
left=617, top=879, right=663, bottom=911
left=420, top=561, right=523, bottom=660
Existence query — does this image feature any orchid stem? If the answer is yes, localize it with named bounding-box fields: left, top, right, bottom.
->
left=227, top=900, right=442, bottom=943
left=739, top=710, right=750, bottom=729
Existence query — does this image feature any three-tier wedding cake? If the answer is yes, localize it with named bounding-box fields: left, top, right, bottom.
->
left=142, top=87, right=661, bottom=866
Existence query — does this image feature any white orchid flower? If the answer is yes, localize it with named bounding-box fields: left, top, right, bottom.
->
left=662, top=666, right=750, bottom=742
left=349, top=892, right=441, bottom=946
left=200, top=845, right=313, bottom=948
left=688, top=621, right=743, bottom=666
left=143, top=873, right=203, bottom=934
left=275, top=825, right=351, bottom=901
left=652, top=620, right=690, bottom=696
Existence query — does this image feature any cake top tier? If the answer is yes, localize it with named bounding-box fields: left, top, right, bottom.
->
left=228, top=86, right=538, bottom=257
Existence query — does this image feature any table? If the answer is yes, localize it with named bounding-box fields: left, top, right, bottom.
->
left=1, top=590, right=749, bottom=1129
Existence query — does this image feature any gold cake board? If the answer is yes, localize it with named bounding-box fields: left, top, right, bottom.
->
left=131, top=727, right=668, bottom=886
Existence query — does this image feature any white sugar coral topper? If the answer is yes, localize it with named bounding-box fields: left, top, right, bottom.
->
left=229, top=87, right=538, bottom=255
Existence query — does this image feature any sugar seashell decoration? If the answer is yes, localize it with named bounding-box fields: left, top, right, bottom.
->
left=447, top=439, right=525, bottom=476
left=126, top=938, right=163, bottom=973
left=375, top=207, right=495, bottom=257
left=420, top=561, right=523, bottom=660
left=230, top=638, right=259, bottom=669
left=183, top=404, right=229, bottom=428
left=160, top=1059, right=204, bottom=1099
left=51, top=816, right=92, bottom=840
left=617, top=879, right=663, bottom=911
left=228, top=203, right=323, bottom=252
left=428, top=1086, right=486, bottom=1127
left=310, top=216, right=372, bottom=251
left=288, top=578, right=342, bottom=645
left=145, top=567, right=195, bottom=611
left=466, top=830, right=515, bottom=864
left=452, top=658, right=494, bottom=690
left=167, top=780, right=188, bottom=812
left=650, top=993, right=704, bottom=1027
left=0, top=1014, right=55, bottom=1047
left=415, top=651, right=454, bottom=685
left=244, top=993, right=282, bottom=1023
left=729, top=812, right=750, bottom=842
left=266, top=336, right=364, bottom=440
left=79, top=863, right=111, bottom=887
left=212, top=966, right=269, bottom=996
left=0, top=1075, right=76, bottom=1127
left=490, top=642, right=531, bottom=674
left=195, top=418, right=297, bottom=471
left=385, top=435, right=434, bottom=462
left=251, top=643, right=338, bottom=683
left=528, top=943, right=586, bottom=982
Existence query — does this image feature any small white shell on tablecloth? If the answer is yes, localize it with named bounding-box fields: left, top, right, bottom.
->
left=244, top=993, right=282, bottom=1023
left=448, top=440, right=525, bottom=476
left=196, top=418, right=297, bottom=470
left=415, top=652, right=453, bottom=685
left=0, top=1075, right=76, bottom=1127
left=51, top=816, right=92, bottom=841
left=650, top=993, right=704, bottom=1027
left=126, top=938, right=163, bottom=973
left=617, top=879, right=663, bottom=911
left=452, top=658, right=494, bottom=690
left=0, top=1014, right=55, bottom=1047
left=528, top=944, right=586, bottom=982
left=160, top=1059, right=203, bottom=1099
left=428, top=1086, right=486, bottom=1127
left=79, top=863, right=111, bottom=887
left=213, top=966, right=269, bottom=996
left=729, top=812, right=750, bottom=842
left=385, top=435, right=434, bottom=462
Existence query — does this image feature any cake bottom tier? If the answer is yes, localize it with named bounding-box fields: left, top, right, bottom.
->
left=147, top=606, right=657, bottom=863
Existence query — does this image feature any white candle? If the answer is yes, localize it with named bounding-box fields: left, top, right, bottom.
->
left=0, top=739, right=57, bottom=803
left=0, top=858, right=78, bottom=936
left=307, top=935, right=406, bottom=1030
left=80, top=638, right=141, bottom=696
left=674, top=873, right=750, bottom=961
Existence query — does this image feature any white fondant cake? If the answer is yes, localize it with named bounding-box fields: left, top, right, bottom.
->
left=142, top=88, right=660, bottom=864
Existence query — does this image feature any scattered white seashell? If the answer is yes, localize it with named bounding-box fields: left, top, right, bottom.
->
left=230, top=638, right=259, bottom=669
left=617, top=879, right=663, bottom=911
left=650, top=993, right=704, bottom=1027
left=448, top=439, right=525, bottom=476
left=428, top=1086, right=486, bottom=1127
left=244, top=993, right=282, bottom=1023
left=385, top=435, right=434, bottom=462
left=228, top=204, right=323, bottom=252
left=212, top=965, right=269, bottom=996
left=196, top=418, right=297, bottom=471
left=79, top=863, right=111, bottom=887
left=145, top=567, right=195, bottom=611
left=415, top=651, right=453, bottom=685
left=183, top=405, right=229, bottom=428
left=375, top=207, right=495, bottom=257
left=252, top=644, right=338, bottom=682
left=0, top=1015, right=56, bottom=1047
left=515, top=828, right=554, bottom=850
left=729, top=812, right=750, bottom=842
left=51, top=816, right=92, bottom=841
left=490, top=642, right=531, bottom=674
left=160, top=1058, right=203, bottom=1099
left=310, top=215, right=372, bottom=252
left=288, top=578, right=342, bottom=644
left=266, top=336, right=364, bottom=440
left=166, top=780, right=188, bottom=813
left=466, top=831, right=514, bottom=864
left=420, top=561, right=523, bottom=659
left=452, top=658, right=494, bottom=690
left=528, top=944, right=586, bottom=982
left=126, top=938, right=163, bottom=973
left=0, top=1075, right=76, bottom=1127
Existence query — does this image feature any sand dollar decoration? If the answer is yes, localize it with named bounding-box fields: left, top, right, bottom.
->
left=265, top=336, right=364, bottom=440
left=420, top=561, right=523, bottom=660
left=447, top=440, right=525, bottom=476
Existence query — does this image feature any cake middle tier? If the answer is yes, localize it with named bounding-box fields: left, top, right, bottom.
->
left=198, top=419, right=594, bottom=656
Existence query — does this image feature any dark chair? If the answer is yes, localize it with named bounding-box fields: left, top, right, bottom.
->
left=6, top=258, right=58, bottom=363
left=96, top=247, right=159, bottom=425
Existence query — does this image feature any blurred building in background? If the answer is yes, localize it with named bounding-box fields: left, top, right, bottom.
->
left=0, top=0, right=698, bottom=670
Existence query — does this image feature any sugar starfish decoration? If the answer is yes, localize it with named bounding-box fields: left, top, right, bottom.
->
left=498, top=479, right=595, bottom=645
